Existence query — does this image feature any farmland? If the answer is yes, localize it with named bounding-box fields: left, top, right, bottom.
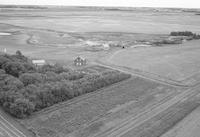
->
left=107, top=40, right=200, bottom=85
left=19, top=77, right=183, bottom=137
left=0, top=6, right=200, bottom=137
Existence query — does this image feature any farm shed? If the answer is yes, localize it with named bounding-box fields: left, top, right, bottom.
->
left=32, top=59, right=46, bottom=66
left=74, top=56, right=86, bottom=66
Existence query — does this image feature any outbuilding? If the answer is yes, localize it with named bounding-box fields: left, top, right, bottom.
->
left=32, top=59, right=46, bottom=66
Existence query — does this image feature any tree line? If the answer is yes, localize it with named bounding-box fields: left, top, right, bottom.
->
left=170, top=31, right=200, bottom=39
left=0, top=51, right=131, bottom=118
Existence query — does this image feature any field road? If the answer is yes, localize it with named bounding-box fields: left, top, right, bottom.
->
left=95, top=59, right=190, bottom=88
left=89, top=57, right=200, bottom=137
left=0, top=109, right=28, bottom=137
left=91, top=79, right=200, bottom=137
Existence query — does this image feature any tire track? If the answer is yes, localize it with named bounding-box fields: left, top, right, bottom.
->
left=95, top=60, right=189, bottom=88
left=0, top=115, right=26, bottom=137
left=92, top=85, right=199, bottom=137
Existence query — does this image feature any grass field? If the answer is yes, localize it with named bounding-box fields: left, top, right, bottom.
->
left=0, top=8, right=200, bottom=34
left=108, top=40, right=200, bottom=85
left=0, top=7, right=200, bottom=67
left=121, top=88, right=200, bottom=137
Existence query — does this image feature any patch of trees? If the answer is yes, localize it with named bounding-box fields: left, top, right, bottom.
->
left=0, top=51, right=131, bottom=118
left=170, top=31, right=200, bottom=39
left=153, top=39, right=182, bottom=46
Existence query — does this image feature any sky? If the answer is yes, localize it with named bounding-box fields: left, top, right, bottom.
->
left=0, top=0, right=199, bottom=8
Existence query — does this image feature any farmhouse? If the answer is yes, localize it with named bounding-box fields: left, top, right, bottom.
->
left=74, top=56, right=86, bottom=66
left=32, top=59, right=46, bottom=66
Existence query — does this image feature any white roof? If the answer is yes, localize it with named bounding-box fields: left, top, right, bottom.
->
left=32, top=60, right=46, bottom=64
left=85, top=41, right=100, bottom=46
left=103, top=44, right=110, bottom=47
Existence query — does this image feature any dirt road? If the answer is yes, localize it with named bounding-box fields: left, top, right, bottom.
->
left=95, top=59, right=189, bottom=88
left=0, top=115, right=26, bottom=137
left=92, top=84, right=199, bottom=137
left=90, top=58, right=200, bottom=137
left=0, top=109, right=34, bottom=137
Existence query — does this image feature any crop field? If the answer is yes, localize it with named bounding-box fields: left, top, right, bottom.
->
left=19, top=76, right=183, bottom=137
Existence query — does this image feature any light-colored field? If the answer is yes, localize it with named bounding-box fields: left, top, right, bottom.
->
left=162, top=106, right=200, bottom=137
left=108, top=40, right=200, bottom=84
left=0, top=8, right=200, bottom=69
left=0, top=10, right=200, bottom=34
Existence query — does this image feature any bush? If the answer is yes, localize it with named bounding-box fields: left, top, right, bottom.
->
left=59, top=71, right=85, bottom=81
left=23, top=63, right=36, bottom=73
left=4, top=75, right=24, bottom=90
left=38, top=64, right=69, bottom=74
left=19, top=73, right=43, bottom=86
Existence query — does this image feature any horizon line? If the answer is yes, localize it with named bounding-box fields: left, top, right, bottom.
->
left=0, top=4, right=199, bottom=9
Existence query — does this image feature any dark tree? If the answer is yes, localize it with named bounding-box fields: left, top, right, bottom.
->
left=2, top=62, right=25, bottom=77
left=0, top=56, right=10, bottom=69
left=16, top=50, right=22, bottom=56
left=19, top=73, right=43, bottom=86
left=9, top=98, right=35, bottom=118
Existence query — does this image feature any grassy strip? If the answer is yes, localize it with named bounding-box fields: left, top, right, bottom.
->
left=122, top=92, right=200, bottom=137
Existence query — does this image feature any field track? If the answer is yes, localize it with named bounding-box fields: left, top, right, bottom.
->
left=91, top=83, right=200, bottom=137
left=95, top=59, right=190, bottom=88
left=0, top=109, right=28, bottom=137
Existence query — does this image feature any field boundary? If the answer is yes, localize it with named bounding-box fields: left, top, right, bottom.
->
left=91, top=84, right=200, bottom=137
left=95, top=59, right=190, bottom=88
left=29, top=76, right=133, bottom=117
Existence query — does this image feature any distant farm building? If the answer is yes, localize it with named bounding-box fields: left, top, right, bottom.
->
left=32, top=60, right=46, bottom=66
left=3, top=48, right=7, bottom=53
left=74, top=56, right=86, bottom=66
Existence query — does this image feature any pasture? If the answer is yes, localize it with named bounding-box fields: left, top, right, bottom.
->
left=0, top=8, right=200, bottom=34
left=0, top=7, right=200, bottom=68
left=108, top=40, right=200, bottom=85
